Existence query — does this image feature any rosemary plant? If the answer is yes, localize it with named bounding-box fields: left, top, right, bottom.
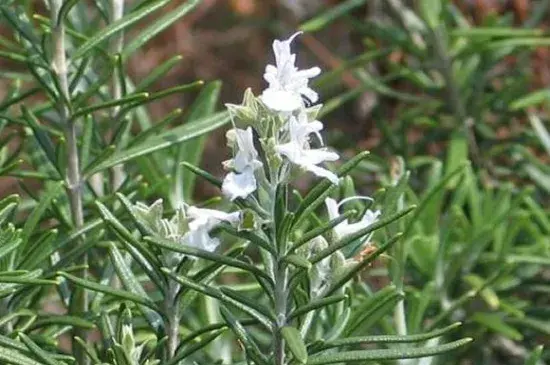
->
left=1, top=0, right=547, bottom=364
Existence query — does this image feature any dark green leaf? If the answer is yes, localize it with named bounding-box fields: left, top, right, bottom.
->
left=73, top=0, right=171, bottom=58
left=162, top=269, right=272, bottom=330
left=306, top=338, right=472, bottom=364
left=300, top=0, right=367, bottom=32
left=283, top=254, right=312, bottom=271
left=86, top=111, right=229, bottom=175
left=58, top=272, right=159, bottom=312
left=17, top=333, right=64, bottom=365
left=320, top=322, right=462, bottom=349
left=122, top=0, right=201, bottom=57
left=219, top=305, right=269, bottom=365
left=289, top=294, right=347, bottom=320
left=146, top=236, right=272, bottom=283
left=108, top=242, right=163, bottom=331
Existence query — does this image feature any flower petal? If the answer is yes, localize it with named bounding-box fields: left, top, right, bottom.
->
left=305, top=163, right=339, bottom=184
left=260, top=89, right=302, bottom=112
left=325, top=197, right=340, bottom=221
left=222, top=168, right=258, bottom=201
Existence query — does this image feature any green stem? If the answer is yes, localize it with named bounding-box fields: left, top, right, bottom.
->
left=268, top=173, right=288, bottom=365
left=50, top=1, right=88, bottom=364
left=110, top=0, right=126, bottom=191
left=389, top=166, right=408, bottom=365
left=274, top=263, right=288, bottom=365
left=165, top=281, right=182, bottom=359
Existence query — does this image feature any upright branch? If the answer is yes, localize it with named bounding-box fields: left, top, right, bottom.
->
left=220, top=32, right=368, bottom=365
left=110, top=0, right=126, bottom=190
left=50, top=1, right=87, bottom=363
left=131, top=31, right=385, bottom=365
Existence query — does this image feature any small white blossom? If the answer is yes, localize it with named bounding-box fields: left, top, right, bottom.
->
left=325, top=196, right=381, bottom=242
left=222, top=127, right=262, bottom=200
left=261, top=31, right=321, bottom=112
left=276, top=113, right=339, bottom=183
left=132, top=199, right=240, bottom=264
left=182, top=205, right=241, bottom=255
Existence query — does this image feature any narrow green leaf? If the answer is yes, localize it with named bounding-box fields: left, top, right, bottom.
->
left=0, top=275, right=56, bottom=285
left=162, top=269, right=272, bottom=330
left=300, top=0, right=367, bottom=32
left=219, top=286, right=274, bottom=321
left=472, top=313, right=523, bottom=341
left=133, top=81, right=202, bottom=108
left=108, top=243, right=163, bottom=331
left=289, top=294, right=347, bottom=320
left=445, top=132, right=468, bottom=189
left=146, top=236, right=272, bottom=282
left=72, top=0, right=171, bottom=58
left=510, top=89, right=550, bottom=110
left=122, top=0, right=201, bottom=57
left=0, top=236, right=21, bottom=261
left=294, top=151, right=370, bottom=226
left=176, top=81, right=221, bottom=202
left=21, top=183, right=63, bottom=246
left=217, top=223, right=275, bottom=255
left=0, top=346, right=45, bottom=365
left=0, top=88, right=39, bottom=112
left=487, top=38, right=550, bottom=51
left=289, top=209, right=357, bottom=253
left=58, top=272, right=159, bottom=312
left=451, top=28, right=544, bottom=38
left=283, top=254, right=312, bottom=270
left=17, top=333, right=63, bottom=365
left=321, top=322, right=462, bottom=349
left=281, top=326, right=308, bottom=364
left=86, top=111, right=229, bottom=175
left=306, top=338, right=472, bottom=364
left=96, top=200, right=165, bottom=290
left=403, top=162, right=468, bottom=237
left=218, top=305, right=269, bottom=365
left=29, top=315, right=95, bottom=330
left=82, top=145, right=116, bottom=175
left=57, top=0, right=80, bottom=25
left=167, top=329, right=224, bottom=365
left=0, top=50, right=27, bottom=63
left=525, top=345, right=544, bottom=365
left=419, top=0, right=441, bottom=29
left=529, top=114, right=550, bottom=156
left=72, top=92, right=149, bottom=118
left=127, top=108, right=183, bottom=148
left=135, top=55, right=183, bottom=91
left=180, top=161, right=222, bottom=188
left=344, top=288, right=403, bottom=336
left=21, top=107, right=58, bottom=172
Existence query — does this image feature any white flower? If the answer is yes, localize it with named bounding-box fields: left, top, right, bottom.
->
left=181, top=205, right=241, bottom=255
left=325, top=196, right=381, bottom=242
left=222, top=127, right=262, bottom=200
left=276, top=113, right=339, bottom=183
left=133, top=199, right=240, bottom=265
left=261, top=31, right=321, bottom=112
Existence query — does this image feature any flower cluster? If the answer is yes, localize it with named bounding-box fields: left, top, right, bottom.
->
left=131, top=33, right=381, bottom=269
left=132, top=199, right=240, bottom=266
left=222, top=32, right=339, bottom=201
